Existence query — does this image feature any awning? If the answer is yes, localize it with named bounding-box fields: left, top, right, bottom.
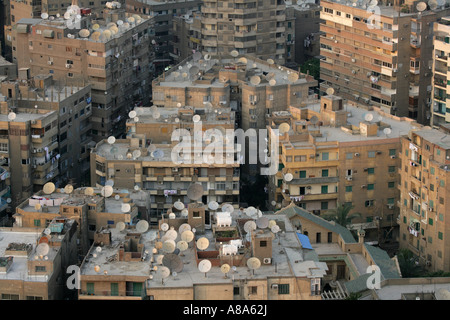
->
left=16, top=24, right=29, bottom=33
left=297, top=233, right=313, bottom=249
left=43, top=29, right=54, bottom=38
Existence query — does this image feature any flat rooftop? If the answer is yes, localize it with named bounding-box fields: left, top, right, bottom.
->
left=80, top=212, right=328, bottom=286
left=412, top=128, right=450, bottom=150
left=0, top=110, right=56, bottom=123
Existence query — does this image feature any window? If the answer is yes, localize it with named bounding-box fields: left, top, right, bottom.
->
left=387, top=198, right=395, bottom=205
left=321, top=202, right=328, bottom=210
left=429, top=218, right=433, bottom=226
left=299, top=170, right=306, bottom=178
left=111, top=283, right=119, bottom=296
left=35, top=266, right=46, bottom=272
left=278, top=284, right=290, bottom=294
left=428, top=236, right=432, bottom=244
left=345, top=186, right=353, bottom=192
left=368, top=168, right=375, bottom=174
left=233, top=287, right=240, bottom=295
left=439, top=213, right=444, bottom=221
left=368, top=151, right=376, bottom=158
left=322, top=169, right=329, bottom=177
left=34, top=219, right=41, bottom=227
left=367, top=184, right=374, bottom=190
left=365, top=200, right=374, bottom=207
left=346, top=152, right=353, bottom=159
left=26, top=296, right=43, bottom=300
left=87, top=283, right=95, bottom=295
left=327, top=232, right=332, bottom=243
left=388, top=166, right=396, bottom=173
left=311, top=278, right=321, bottom=295
left=430, top=167, right=435, bottom=175
left=316, top=232, right=321, bottom=243
left=1, top=294, right=19, bottom=300
left=388, top=182, right=395, bottom=188
left=259, top=240, right=267, bottom=247
left=249, top=286, right=258, bottom=295
left=438, top=232, right=443, bottom=240
left=321, top=185, right=328, bottom=194
left=322, top=152, right=329, bottom=161
left=389, top=149, right=396, bottom=156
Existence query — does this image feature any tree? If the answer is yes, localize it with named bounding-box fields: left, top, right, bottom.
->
left=323, top=202, right=362, bottom=227
left=300, top=58, right=320, bottom=81
left=396, top=249, right=423, bottom=278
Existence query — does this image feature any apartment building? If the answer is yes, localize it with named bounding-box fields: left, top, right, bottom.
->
left=0, top=99, right=60, bottom=206
left=1, top=72, right=93, bottom=188
left=170, top=11, right=202, bottom=64
left=431, top=16, right=450, bottom=128
left=200, top=0, right=287, bottom=65
left=0, top=217, right=78, bottom=300
left=398, top=127, right=450, bottom=272
left=90, top=134, right=240, bottom=223
left=14, top=186, right=141, bottom=255
left=0, top=55, right=16, bottom=80
left=78, top=208, right=328, bottom=300
left=152, top=54, right=317, bottom=131
left=125, top=0, right=201, bottom=75
left=12, top=6, right=152, bottom=142
left=267, top=94, right=420, bottom=242
left=286, top=1, right=321, bottom=66
left=277, top=204, right=401, bottom=299
left=320, top=0, right=450, bottom=124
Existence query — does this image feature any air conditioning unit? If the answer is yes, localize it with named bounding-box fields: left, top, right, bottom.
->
left=346, top=176, right=352, bottom=181
left=271, top=284, right=278, bottom=289
left=361, top=185, right=366, bottom=188
left=363, top=168, right=368, bottom=172
left=250, top=101, right=257, bottom=105
left=306, top=186, right=311, bottom=189
left=376, top=151, right=382, bottom=155
left=388, top=204, right=394, bottom=209
left=47, top=61, right=53, bottom=65
left=263, top=258, right=272, bottom=264
left=354, top=153, right=360, bottom=157
left=65, top=64, right=72, bottom=69
left=429, top=207, right=433, bottom=212
left=172, top=167, right=178, bottom=172
left=392, top=68, right=398, bottom=73
left=390, top=155, right=396, bottom=159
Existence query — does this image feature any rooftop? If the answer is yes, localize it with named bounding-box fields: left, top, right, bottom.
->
left=0, top=109, right=56, bottom=123
left=411, top=127, right=450, bottom=150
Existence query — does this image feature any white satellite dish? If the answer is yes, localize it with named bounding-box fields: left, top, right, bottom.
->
left=84, top=187, right=94, bottom=196
left=116, top=221, right=126, bottom=231
left=326, top=88, right=335, bottom=95
left=107, top=136, right=116, bottom=144
left=271, top=225, right=280, bottom=234
left=43, top=182, right=56, bottom=194
left=128, top=110, right=137, bottom=118
left=7, top=112, right=16, bottom=121
left=288, top=73, right=299, bottom=83
left=267, top=58, right=275, bottom=65
left=244, top=220, right=257, bottom=233
left=247, top=257, right=261, bottom=274
left=256, top=217, right=269, bottom=229
left=174, top=200, right=185, bottom=210
left=221, top=203, right=234, bottom=213
left=208, top=201, right=219, bottom=211
left=204, top=54, right=211, bottom=61
left=192, top=115, right=201, bottom=123
left=121, top=203, right=131, bottom=213
left=364, top=113, right=374, bottom=122
left=79, top=29, right=90, bottom=38
left=63, top=12, right=71, bottom=19
left=96, top=246, right=102, bottom=253
left=165, top=229, right=178, bottom=241
left=160, top=223, right=169, bottom=232
left=159, top=266, right=171, bottom=281
left=250, top=76, right=261, bottom=86
left=178, top=223, right=191, bottom=235
left=198, top=259, right=212, bottom=277
left=278, top=122, right=290, bottom=134
left=41, top=12, right=49, bottom=19
left=221, top=263, right=231, bottom=277
left=181, top=230, right=194, bottom=243
left=136, top=220, right=149, bottom=233
left=269, top=79, right=277, bottom=86
left=384, top=127, right=392, bottom=136
left=43, top=228, right=51, bottom=235
left=180, top=208, right=188, bottom=217
left=64, top=184, right=74, bottom=194
left=101, top=185, right=114, bottom=197
left=284, top=173, right=293, bottom=182
left=187, top=183, right=204, bottom=200
left=196, top=237, right=209, bottom=250
left=168, top=212, right=176, bottom=219
left=416, top=1, right=427, bottom=11
left=177, top=240, right=189, bottom=252
left=162, top=240, right=176, bottom=253
left=36, top=243, right=49, bottom=256
left=230, top=50, right=239, bottom=57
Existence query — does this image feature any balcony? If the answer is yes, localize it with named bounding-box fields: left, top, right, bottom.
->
left=289, top=176, right=339, bottom=185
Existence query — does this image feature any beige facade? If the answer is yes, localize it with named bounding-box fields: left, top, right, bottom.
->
left=320, top=0, right=450, bottom=124
left=12, top=8, right=152, bottom=142
left=0, top=218, right=78, bottom=300
left=398, top=128, right=450, bottom=272
left=268, top=95, right=421, bottom=242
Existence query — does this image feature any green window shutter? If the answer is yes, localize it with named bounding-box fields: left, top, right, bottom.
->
left=403, top=216, right=407, bottom=224
left=299, top=170, right=306, bottom=178
left=438, top=232, right=443, bottom=240
left=111, top=283, right=119, bottom=296
left=368, top=168, right=375, bottom=174
left=87, top=283, right=95, bottom=295
left=345, top=186, right=352, bottom=192
left=321, top=201, right=328, bottom=210
left=34, top=219, right=41, bottom=227
left=388, top=182, right=395, bottom=188
left=322, top=152, right=329, bottom=160
left=133, top=282, right=143, bottom=297
left=322, top=169, right=329, bottom=177
left=321, top=185, right=328, bottom=194
left=429, top=218, right=433, bottom=226
left=367, top=184, right=374, bottom=190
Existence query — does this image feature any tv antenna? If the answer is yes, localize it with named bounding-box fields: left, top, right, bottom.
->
left=198, top=259, right=212, bottom=277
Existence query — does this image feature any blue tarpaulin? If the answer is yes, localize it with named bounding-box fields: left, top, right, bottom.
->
left=297, top=233, right=313, bottom=249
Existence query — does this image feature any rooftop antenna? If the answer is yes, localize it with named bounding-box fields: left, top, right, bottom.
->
left=247, top=257, right=261, bottom=275
left=159, top=266, right=170, bottom=284
left=221, top=263, right=231, bottom=278
left=162, top=240, right=176, bottom=253
left=116, top=221, right=126, bottom=232
left=43, top=182, right=56, bottom=194
left=196, top=237, right=209, bottom=251
left=160, top=222, right=169, bottom=232
left=84, top=187, right=94, bottom=196
left=186, top=183, right=204, bottom=201
left=163, top=253, right=183, bottom=273
left=198, top=259, right=212, bottom=277
left=176, top=240, right=189, bottom=256
left=136, top=220, right=149, bottom=233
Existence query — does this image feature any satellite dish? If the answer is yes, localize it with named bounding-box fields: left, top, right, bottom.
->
left=208, top=201, right=219, bottom=211
left=238, top=57, right=248, bottom=64
left=151, top=149, right=164, bottom=159
left=36, top=243, right=49, bottom=256
left=106, top=180, right=115, bottom=188
left=180, top=208, right=188, bottom=217
left=230, top=50, right=239, bottom=57
left=79, top=29, right=90, bottom=38
left=165, top=229, right=178, bottom=241
left=101, top=185, right=114, bottom=197
left=132, top=150, right=141, bottom=158
left=128, top=110, right=137, bottom=118
left=193, top=51, right=202, bottom=61
left=267, top=58, right=275, bottom=65
left=168, top=212, right=176, bottom=219
left=64, top=184, right=74, bottom=194
left=94, top=265, right=101, bottom=273
left=43, top=182, right=56, bottom=194
left=136, top=220, right=149, bottom=233
left=162, top=240, right=176, bottom=253
left=247, top=257, right=261, bottom=272
left=278, top=122, right=290, bottom=134
left=63, top=12, right=71, bottom=19
left=284, top=173, right=293, bottom=182
left=364, top=113, right=374, bottom=122
left=160, top=222, right=169, bottom=232
left=250, top=76, right=261, bottom=85
left=256, top=217, right=269, bottom=229
left=310, top=116, right=319, bottom=125
left=189, top=65, right=200, bottom=76
left=159, top=266, right=171, bottom=280
left=384, top=128, right=392, bottom=135
left=92, top=24, right=100, bottom=31
left=107, top=136, right=116, bottom=144
left=198, top=259, right=212, bottom=276
left=116, top=221, right=126, bottom=231
left=163, top=253, right=183, bottom=272
left=288, top=73, right=299, bottom=83
left=196, top=237, right=209, bottom=250
left=152, top=112, right=160, bottom=119
left=271, top=225, right=280, bottom=234
left=181, top=230, right=194, bottom=243
left=269, top=79, right=277, bottom=86
left=192, top=114, right=201, bottom=123
left=35, top=203, right=42, bottom=211
left=84, top=187, right=94, bottom=196
left=416, top=1, right=427, bottom=11
left=177, top=240, right=189, bottom=252
left=7, top=112, right=16, bottom=121
left=204, top=54, right=211, bottom=61
left=178, top=223, right=191, bottom=234
left=244, top=221, right=257, bottom=234
left=187, top=183, right=204, bottom=200
left=174, top=200, right=185, bottom=210
left=268, top=220, right=277, bottom=228
left=326, top=88, right=335, bottom=95
left=221, top=203, right=234, bottom=213
left=41, top=12, right=49, bottom=19
left=121, top=203, right=131, bottom=213
left=96, top=246, right=102, bottom=253
left=43, top=228, right=51, bottom=235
